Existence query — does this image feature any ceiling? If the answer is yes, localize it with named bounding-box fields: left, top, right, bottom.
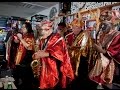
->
left=0, top=2, right=59, bottom=19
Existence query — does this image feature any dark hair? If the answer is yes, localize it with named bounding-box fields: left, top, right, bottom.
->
left=99, top=21, right=113, bottom=33
left=118, top=27, right=120, bottom=31
left=58, top=22, right=66, bottom=27
left=24, top=22, right=33, bottom=33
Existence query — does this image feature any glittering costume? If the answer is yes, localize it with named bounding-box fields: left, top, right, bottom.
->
left=89, top=20, right=120, bottom=85
left=37, top=21, right=74, bottom=89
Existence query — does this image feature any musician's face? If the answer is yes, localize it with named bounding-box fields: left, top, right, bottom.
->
left=36, top=25, right=40, bottom=31
left=99, top=22, right=111, bottom=34
left=41, top=24, right=52, bottom=36
left=72, top=26, right=81, bottom=35
left=21, top=24, right=28, bottom=34
left=41, top=29, right=49, bottom=36
left=36, top=25, right=42, bottom=36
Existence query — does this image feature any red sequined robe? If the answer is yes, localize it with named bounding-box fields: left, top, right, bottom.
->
left=39, top=33, right=74, bottom=89
left=89, top=30, right=120, bottom=84
left=15, top=33, right=35, bottom=65
left=65, top=30, right=93, bottom=76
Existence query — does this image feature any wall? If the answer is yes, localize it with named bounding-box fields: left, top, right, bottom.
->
left=27, top=3, right=59, bottom=20
left=71, top=2, right=119, bottom=14
left=0, top=18, right=7, bottom=28
left=27, top=2, right=120, bottom=20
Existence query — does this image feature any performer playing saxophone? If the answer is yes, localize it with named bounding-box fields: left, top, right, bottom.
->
left=89, top=10, right=120, bottom=88
left=32, top=20, right=74, bottom=89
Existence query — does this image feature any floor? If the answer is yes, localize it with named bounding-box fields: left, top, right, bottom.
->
left=0, top=55, right=120, bottom=89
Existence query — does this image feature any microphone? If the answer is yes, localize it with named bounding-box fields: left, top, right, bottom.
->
left=13, top=35, right=18, bottom=40
left=13, top=32, right=22, bottom=40
left=91, top=29, right=97, bottom=41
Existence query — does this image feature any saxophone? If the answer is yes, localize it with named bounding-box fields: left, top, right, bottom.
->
left=31, top=38, right=42, bottom=78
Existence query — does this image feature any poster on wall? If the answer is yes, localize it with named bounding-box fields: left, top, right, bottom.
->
left=86, top=20, right=96, bottom=30
left=71, top=2, right=86, bottom=14
left=71, top=2, right=119, bottom=14
left=49, top=7, right=57, bottom=20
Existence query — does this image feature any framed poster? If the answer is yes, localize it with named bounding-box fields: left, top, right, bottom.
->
left=86, top=20, right=96, bottom=30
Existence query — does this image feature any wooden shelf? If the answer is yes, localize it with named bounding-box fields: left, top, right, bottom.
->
left=53, top=2, right=120, bottom=21
left=86, top=19, right=96, bottom=22
left=80, top=2, right=120, bottom=14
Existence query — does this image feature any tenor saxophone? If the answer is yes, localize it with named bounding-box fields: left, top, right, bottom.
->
left=31, top=38, right=42, bottom=78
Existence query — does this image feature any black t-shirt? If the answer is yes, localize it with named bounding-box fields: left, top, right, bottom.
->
left=4, top=31, right=12, bottom=43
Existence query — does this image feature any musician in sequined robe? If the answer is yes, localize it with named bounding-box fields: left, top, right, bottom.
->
left=89, top=21, right=120, bottom=85
left=65, top=18, right=94, bottom=89
left=32, top=20, right=74, bottom=89
left=13, top=22, right=35, bottom=89
left=89, top=10, right=120, bottom=86
left=57, top=22, right=67, bottom=37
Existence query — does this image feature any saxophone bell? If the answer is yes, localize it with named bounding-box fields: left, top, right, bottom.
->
left=31, top=59, right=39, bottom=68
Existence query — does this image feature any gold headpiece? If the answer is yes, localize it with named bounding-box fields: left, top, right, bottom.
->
left=71, top=18, right=84, bottom=28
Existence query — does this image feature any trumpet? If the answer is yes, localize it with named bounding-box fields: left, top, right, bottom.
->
left=31, top=38, right=42, bottom=78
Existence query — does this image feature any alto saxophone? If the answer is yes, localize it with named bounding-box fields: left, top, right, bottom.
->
left=31, top=38, right=42, bottom=78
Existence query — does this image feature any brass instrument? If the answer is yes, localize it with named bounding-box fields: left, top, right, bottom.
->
left=31, top=38, right=42, bottom=78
